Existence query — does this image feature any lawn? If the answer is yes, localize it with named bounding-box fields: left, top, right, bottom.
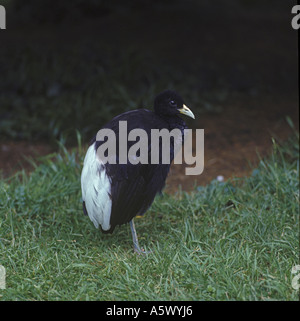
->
left=0, top=133, right=298, bottom=301
left=0, top=1, right=298, bottom=302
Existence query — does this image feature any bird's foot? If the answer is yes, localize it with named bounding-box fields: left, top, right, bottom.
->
left=134, top=245, right=152, bottom=255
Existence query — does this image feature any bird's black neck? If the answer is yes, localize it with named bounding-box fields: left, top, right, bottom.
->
left=159, top=114, right=187, bottom=131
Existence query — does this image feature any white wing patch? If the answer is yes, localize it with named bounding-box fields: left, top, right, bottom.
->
left=81, top=144, right=112, bottom=231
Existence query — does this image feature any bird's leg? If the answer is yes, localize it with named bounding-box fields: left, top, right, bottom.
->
left=129, top=219, right=150, bottom=255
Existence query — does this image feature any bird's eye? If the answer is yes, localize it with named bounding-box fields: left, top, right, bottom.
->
left=169, top=100, right=177, bottom=107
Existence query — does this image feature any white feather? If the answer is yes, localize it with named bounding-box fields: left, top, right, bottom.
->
left=81, top=144, right=112, bottom=231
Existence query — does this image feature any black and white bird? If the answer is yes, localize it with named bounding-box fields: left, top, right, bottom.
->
left=81, top=90, right=195, bottom=254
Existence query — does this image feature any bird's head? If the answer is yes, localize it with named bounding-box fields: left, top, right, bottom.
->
left=154, top=90, right=195, bottom=120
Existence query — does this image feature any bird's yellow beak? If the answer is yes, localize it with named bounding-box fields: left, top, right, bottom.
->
left=178, top=104, right=195, bottom=119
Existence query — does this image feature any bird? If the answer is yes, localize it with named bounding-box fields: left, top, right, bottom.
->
left=81, top=90, right=195, bottom=254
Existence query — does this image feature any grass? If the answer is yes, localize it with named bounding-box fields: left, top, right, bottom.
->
left=0, top=39, right=223, bottom=144
left=0, top=132, right=299, bottom=301
left=1, top=0, right=267, bottom=143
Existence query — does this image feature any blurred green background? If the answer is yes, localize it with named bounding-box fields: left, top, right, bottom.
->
left=0, top=0, right=297, bottom=145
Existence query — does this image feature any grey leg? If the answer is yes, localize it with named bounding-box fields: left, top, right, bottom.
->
left=129, top=219, right=150, bottom=255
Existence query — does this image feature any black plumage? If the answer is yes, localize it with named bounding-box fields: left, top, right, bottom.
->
left=81, top=90, right=195, bottom=253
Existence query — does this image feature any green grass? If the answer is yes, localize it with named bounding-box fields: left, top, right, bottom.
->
left=0, top=41, right=207, bottom=142
left=1, top=2, right=249, bottom=143
left=0, top=134, right=299, bottom=301
left=0, top=39, right=223, bottom=144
